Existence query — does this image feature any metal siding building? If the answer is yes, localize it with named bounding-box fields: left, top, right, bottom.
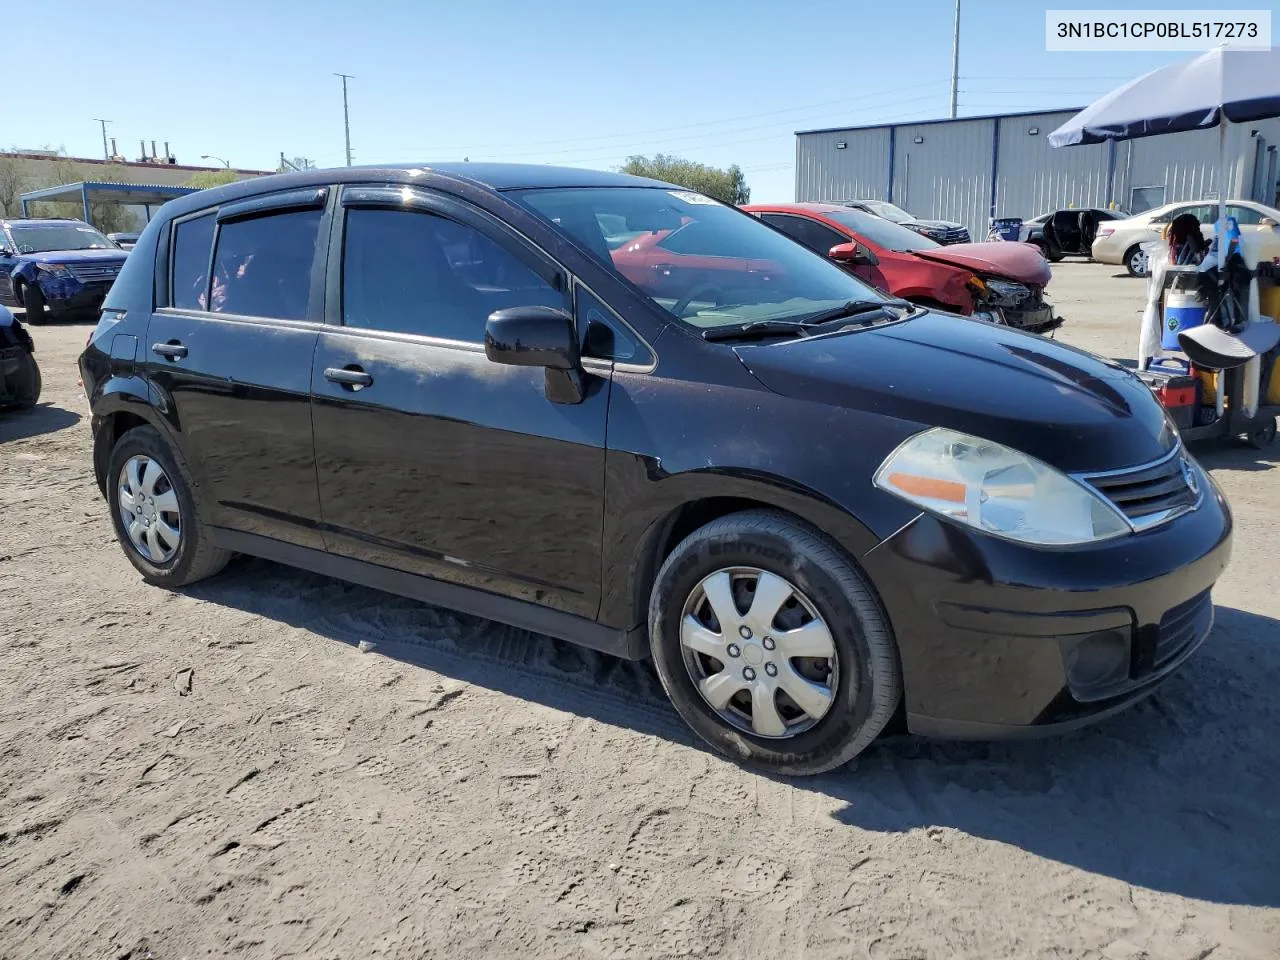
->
left=796, top=109, right=1280, bottom=237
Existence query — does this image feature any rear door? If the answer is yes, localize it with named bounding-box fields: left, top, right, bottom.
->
left=310, top=185, right=611, bottom=618
left=144, top=188, right=331, bottom=549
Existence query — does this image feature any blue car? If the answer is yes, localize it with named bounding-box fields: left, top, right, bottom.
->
left=0, top=219, right=128, bottom=324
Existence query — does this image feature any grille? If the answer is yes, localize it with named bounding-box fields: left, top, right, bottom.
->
left=927, top=226, right=971, bottom=245
left=67, top=262, right=124, bottom=282
left=1078, top=448, right=1200, bottom=528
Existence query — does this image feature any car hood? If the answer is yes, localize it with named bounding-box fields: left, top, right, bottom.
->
left=907, top=218, right=965, bottom=230
left=912, top=241, right=1051, bottom=284
left=733, top=310, right=1176, bottom=473
left=23, top=249, right=127, bottom=265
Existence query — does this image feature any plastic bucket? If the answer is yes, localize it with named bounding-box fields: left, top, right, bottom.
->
left=1162, top=290, right=1206, bottom=350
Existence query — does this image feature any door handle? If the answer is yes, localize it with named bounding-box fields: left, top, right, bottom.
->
left=151, top=341, right=188, bottom=360
left=324, top=366, right=373, bottom=389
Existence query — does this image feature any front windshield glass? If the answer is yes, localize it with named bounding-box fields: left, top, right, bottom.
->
left=857, top=200, right=913, bottom=223
left=823, top=209, right=940, bottom=252
left=514, top=187, right=885, bottom=329
left=9, top=223, right=117, bottom=254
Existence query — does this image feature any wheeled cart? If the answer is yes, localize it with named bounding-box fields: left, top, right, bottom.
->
left=1137, top=263, right=1279, bottom=449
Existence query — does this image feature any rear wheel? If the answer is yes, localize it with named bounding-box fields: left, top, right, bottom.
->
left=648, top=510, right=901, bottom=776
left=106, top=426, right=231, bottom=586
left=1125, top=245, right=1150, bottom=278
left=21, top=284, right=47, bottom=325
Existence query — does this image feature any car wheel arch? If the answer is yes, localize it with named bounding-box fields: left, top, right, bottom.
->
left=625, top=482, right=886, bottom=630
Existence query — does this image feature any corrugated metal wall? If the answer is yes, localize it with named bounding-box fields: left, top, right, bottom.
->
left=796, top=111, right=1280, bottom=236
left=993, top=111, right=1110, bottom=219
left=794, top=128, right=891, bottom=204
left=891, top=118, right=994, bottom=237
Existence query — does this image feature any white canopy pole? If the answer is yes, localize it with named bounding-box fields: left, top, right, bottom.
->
left=1218, top=117, right=1228, bottom=272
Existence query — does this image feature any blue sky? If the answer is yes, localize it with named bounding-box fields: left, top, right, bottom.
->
left=12, top=0, right=1278, bottom=200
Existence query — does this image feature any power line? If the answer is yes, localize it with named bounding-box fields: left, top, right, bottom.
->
left=423, top=80, right=951, bottom=155
left=491, top=95, right=949, bottom=166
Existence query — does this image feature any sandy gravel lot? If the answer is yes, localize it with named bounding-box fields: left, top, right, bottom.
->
left=1, top=261, right=1277, bottom=960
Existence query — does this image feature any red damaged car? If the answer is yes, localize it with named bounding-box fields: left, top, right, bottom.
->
left=742, top=202, right=1062, bottom=334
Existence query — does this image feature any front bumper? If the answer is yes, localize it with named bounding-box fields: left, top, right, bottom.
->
left=861, top=465, right=1233, bottom=738
left=39, top=277, right=113, bottom=315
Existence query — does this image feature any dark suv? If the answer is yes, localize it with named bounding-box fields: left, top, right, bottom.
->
left=0, top=218, right=127, bottom=323
left=79, top=164, right=1232, bottom=775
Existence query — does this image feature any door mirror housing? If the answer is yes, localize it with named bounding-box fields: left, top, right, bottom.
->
left=485, top=305, right=584, bottom=404
left=829, top=241, right=877, bottom=266
left=1260, top=217, right=1278, bottom=228
left=485, top=306, right=579, bottom=370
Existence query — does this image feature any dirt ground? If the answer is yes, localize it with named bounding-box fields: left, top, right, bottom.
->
left=2, top=261, right=1278, bottom=960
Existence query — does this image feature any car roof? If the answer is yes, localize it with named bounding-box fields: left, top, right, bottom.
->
left=152, top=162, right=683, bottom=224
left=743, top=202, right=854, bottom=216
left=0, top=218, right=88, bottom=227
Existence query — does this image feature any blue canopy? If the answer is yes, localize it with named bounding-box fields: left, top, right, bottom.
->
left=1049, top=46, right=1280, bottom=147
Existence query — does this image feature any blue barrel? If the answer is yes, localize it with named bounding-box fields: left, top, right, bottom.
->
left=1162, top=290, right=1206, bottom=351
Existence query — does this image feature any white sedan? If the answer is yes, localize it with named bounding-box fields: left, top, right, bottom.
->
left=1091, top=200, right=1280, bottom=277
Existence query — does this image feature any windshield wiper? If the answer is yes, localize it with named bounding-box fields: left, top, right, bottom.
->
left=701, top=319, right=814, bottom=342
left=796, top=298, right=915, bottom=328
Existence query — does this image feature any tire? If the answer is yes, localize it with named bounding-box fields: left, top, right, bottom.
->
left=106, top=425, right=231, bottom=587
left=1245, top=415, right=1277, bottom=450
left=11, top=353, right=40, bottom=409
left=1124, top=245, right=1150, bottom=278
left=1047, top=251, right=1065, bottom=263
left=21, top=284, right=47, bottom=325
left=648, top=509, right=901, bottom=776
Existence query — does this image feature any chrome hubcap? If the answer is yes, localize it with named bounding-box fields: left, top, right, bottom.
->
left=117, top=455, right=181, bottom=564
left=680, top=567, right=839, bottom=739
left=1131, top=250, right=1149, bottom=274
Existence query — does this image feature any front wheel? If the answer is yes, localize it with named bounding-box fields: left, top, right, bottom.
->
left=21, top=284, right=47, bottom=324
left=1125, top=245, right=1150, bottom=278
left=648, top=510, right=902, bottom=776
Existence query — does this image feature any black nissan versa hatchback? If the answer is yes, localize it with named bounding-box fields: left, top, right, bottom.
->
left=79, top=164, right=1233, bottom=775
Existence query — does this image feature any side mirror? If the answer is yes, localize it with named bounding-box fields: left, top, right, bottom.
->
left=829, top=242, right=877, bottom=266
left=485, top=305, right=584, bottom=404
left=1260, top=217, right=1278, bottom=228
left=0, top=247, right=12, bottom=258
left=485, top=306, right=578, bottom=369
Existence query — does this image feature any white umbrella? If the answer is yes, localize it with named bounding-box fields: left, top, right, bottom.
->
left=1050, top=45, right=1280, bottom=274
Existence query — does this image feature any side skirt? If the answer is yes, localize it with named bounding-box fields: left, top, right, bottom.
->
left=207, top=527, right=648, bottom=660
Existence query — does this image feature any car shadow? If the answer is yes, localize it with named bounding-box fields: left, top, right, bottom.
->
left=1194, top=437, right=1279, bottom=471
left=186, top=558, right=1280, bottom=908
left=0, top=403, right=82, bottom=442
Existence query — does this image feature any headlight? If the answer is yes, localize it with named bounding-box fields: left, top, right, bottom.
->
left=873, top=427, right=1131, bottom=545
left=36, top=263, right=71, bottom=277
left=982, top=279, right=1030, bottom=303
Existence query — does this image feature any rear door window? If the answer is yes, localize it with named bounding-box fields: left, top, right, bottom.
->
left=760, top=214, right=846, bottom=255
left=210, top=209, right=324, bottom=320
left=170, top=213, right=216, bottom=310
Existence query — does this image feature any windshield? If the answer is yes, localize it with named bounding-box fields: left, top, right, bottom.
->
left=856, top=200, right=913, bottom=223
left=8, top=222, right=117, bottom=254
left=514, top=187, right=885, bottom=329
left=823, top=209, right=941, bottom=252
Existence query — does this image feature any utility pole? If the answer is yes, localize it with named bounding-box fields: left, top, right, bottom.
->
left=93, top=119, right=111, bottom=160
left=335, top=73, right=354, bottom=167
left=949, top=0, right=961, bottom=119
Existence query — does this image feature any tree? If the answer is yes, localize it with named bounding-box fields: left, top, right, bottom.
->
left=186, top=169, right=239, bottom=189
left=0, top=154, right=23, bottom=217
left=620, top=154, right=750, bottom=205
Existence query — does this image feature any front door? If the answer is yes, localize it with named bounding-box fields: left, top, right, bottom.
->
left=143, top=190, right=330, bottom=549
left=310, top=186, right=610, bottom=619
